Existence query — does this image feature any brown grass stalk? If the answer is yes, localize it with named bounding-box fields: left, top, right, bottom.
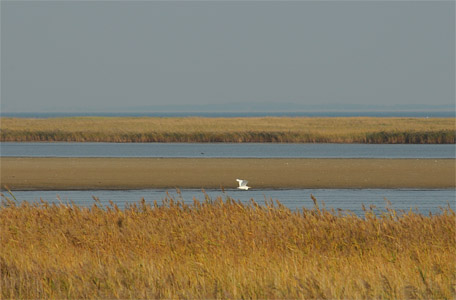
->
left=1, top=194, right=455, bottom=299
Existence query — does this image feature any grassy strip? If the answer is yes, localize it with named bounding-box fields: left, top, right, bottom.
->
left=1, top=117, right=455, bottom=143
left=1, top=194, right=455, bottom=299
left=1, top=129, right=455, bottom=143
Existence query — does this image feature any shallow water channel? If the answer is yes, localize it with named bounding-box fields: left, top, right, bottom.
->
left=1, top=142, right=455, bottom=158
left=2, top=143, right=454, bottom=215
left=3, top=188, right=454, bottom=216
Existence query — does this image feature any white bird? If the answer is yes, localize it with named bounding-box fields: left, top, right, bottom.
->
left=236, top=179, right=250, bottom=190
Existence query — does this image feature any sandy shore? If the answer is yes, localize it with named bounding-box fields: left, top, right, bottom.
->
left=1, top=157, right=454, bottom=190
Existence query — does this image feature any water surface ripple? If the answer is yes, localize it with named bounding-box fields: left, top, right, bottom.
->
left=3, top=188, right=454, bottom=216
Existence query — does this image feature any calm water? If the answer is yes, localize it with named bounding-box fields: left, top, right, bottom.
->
left=2, top=142, right=454, bottom=215
left=1, top=111, right=454, bottom=118
left=0, top=111, right=455, bottom=118
left=1, top=142, right=455, bottom=158
left=2, top=188, right=454, bottom=216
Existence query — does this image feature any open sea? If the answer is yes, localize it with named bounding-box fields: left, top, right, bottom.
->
left=1, top=110, right=454, bottom=118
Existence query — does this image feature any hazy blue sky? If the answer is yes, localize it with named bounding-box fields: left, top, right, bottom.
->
left=1, top=1, right=454, bottom=113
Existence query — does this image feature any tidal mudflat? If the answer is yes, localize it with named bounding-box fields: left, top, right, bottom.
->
left=2, top=157, right=454, bottom=190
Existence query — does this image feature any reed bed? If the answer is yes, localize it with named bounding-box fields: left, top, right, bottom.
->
left=1, top=117, right=455, bottom=143
left=1, top=193, right=455, bottom=299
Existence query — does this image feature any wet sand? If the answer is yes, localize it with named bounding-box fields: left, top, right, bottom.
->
left=1, top=157, right=454, bottom=190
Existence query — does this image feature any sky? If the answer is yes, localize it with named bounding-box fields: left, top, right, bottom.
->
left=1, top=1, right=454, bottom=113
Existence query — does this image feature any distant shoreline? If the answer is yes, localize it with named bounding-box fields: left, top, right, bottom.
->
left=1, top=110, right=454, bottom=118
left=2, top=158, right=454, bottom=190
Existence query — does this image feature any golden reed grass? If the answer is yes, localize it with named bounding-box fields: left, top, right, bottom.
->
left=1, top=193, right=455, bottom=299
left=1, top=117, right=455, bottom=143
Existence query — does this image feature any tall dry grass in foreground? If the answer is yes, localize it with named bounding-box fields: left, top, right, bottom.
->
left=1, top=194, right=455, bottom=299
left=1, top=116, right=455, bottom=143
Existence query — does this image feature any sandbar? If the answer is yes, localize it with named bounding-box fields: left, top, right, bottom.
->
left=1, top=157, right=454, bottom=190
